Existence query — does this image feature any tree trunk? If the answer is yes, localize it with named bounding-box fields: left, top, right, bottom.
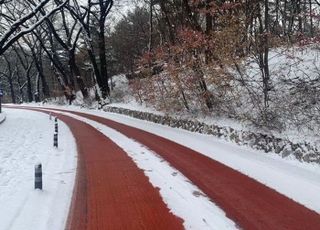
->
left=98, top=20, right=110, bottom=98
left=159, top=0, right=175, bottom=44
left=205, top=0, right=213, bottom=34
left=182, top=0, right=202, bottom=30
left=37, top=53, right=50, bottom=99
left=263, top=0, right=270, bottom=110
left=148, top=0, right=154, bottom=52
left=26, top=71, right=33, bottom=102
left=8, top=76, right=16, bottom=104
left=35, top=73, right=41, bottom=102
left=309, top=0, right=313, bottom=36
left=69, top=51, right=88, bottom=98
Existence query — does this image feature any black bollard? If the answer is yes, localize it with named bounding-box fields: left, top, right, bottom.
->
left=35, top=164, right=42, bottom=190
left=54, top=133, right=58, bottom=148
left=55, top=122, right=58, bottom=133
left=54, top=117, right=58, bottom=122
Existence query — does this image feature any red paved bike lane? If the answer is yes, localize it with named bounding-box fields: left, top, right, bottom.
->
left=6, top=106, right=320, bottom=230
left=8, top=107, right=184, bottom=230
left=60, top=109, right=320, bottom=230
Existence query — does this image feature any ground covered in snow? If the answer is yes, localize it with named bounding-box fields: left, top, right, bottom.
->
left=0, top=108, right=77, bottom=230
left=2, top=104, right=320, bottom=229
left=23, top=104, right=320, bottom=214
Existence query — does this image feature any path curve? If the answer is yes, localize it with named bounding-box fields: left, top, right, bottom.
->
left=43, top=107, right=320, bottom=230
left=8, top=107, right=183, bottom=230
left=5, top=106, right=320, bottom=229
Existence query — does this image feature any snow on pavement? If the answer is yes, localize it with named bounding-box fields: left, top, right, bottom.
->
left=27, top=105, right=320, bottom=214
left=41, top=109, right=237, bottom=230
left=0, top=108, right=77, bottom=230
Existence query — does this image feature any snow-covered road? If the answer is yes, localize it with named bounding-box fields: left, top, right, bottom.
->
left=0, top=109, right=77, bottom=230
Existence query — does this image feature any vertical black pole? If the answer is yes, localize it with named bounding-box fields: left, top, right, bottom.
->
left=54, top=133, right=58, bottom=148
left=35, top=164, right=42, bottom=190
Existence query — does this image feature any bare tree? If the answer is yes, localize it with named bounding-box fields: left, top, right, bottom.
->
left=36, top=5, right=88, bottom=99
left=66, top=0, right=113, bottom=99
left=22, top=33, right=50, bottom=99
left=0, top=0, right=69, bottom=55
left=12, top=41, right=35, bottom=102
left=0, top=51, right=17, bottom=103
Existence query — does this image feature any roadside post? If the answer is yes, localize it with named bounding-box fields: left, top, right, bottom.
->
left=54, top=117, right=58, bottom=147
left=55, top=121, right=58, bottom=133
left=54, top=132, right=58, bottom=148
left=35, top=164, right=42, bottom=190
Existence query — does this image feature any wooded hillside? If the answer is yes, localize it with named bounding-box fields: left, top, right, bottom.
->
left=0, top=0, right=319, bottom=130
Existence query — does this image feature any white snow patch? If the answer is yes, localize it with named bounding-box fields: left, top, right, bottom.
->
left=0, top=108, right=77, bottom=230
left=109, top=102, right=164, bottom=115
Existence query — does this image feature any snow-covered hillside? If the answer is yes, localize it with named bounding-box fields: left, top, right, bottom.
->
left=235, top=45, right=320, bottom=135
left=106, top=46, right=320, bottom=149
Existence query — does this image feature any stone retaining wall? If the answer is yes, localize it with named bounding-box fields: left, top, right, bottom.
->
left=104, top=106, right=320, bottom=164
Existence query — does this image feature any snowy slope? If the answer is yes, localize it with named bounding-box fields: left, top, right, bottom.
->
left=234, top=46, right=320, bottom=144
left=0, top=108, right=77, bottom=230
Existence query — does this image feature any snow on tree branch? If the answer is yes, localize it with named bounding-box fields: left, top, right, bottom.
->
left=0, top=0, right=69, bottom=55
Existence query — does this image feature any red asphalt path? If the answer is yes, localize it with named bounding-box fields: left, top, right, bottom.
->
left=53, top=108, right=320, bottom=230
left=6, top=106, right=320, bottom=230
left=7, top=107, right=183, bottom=230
